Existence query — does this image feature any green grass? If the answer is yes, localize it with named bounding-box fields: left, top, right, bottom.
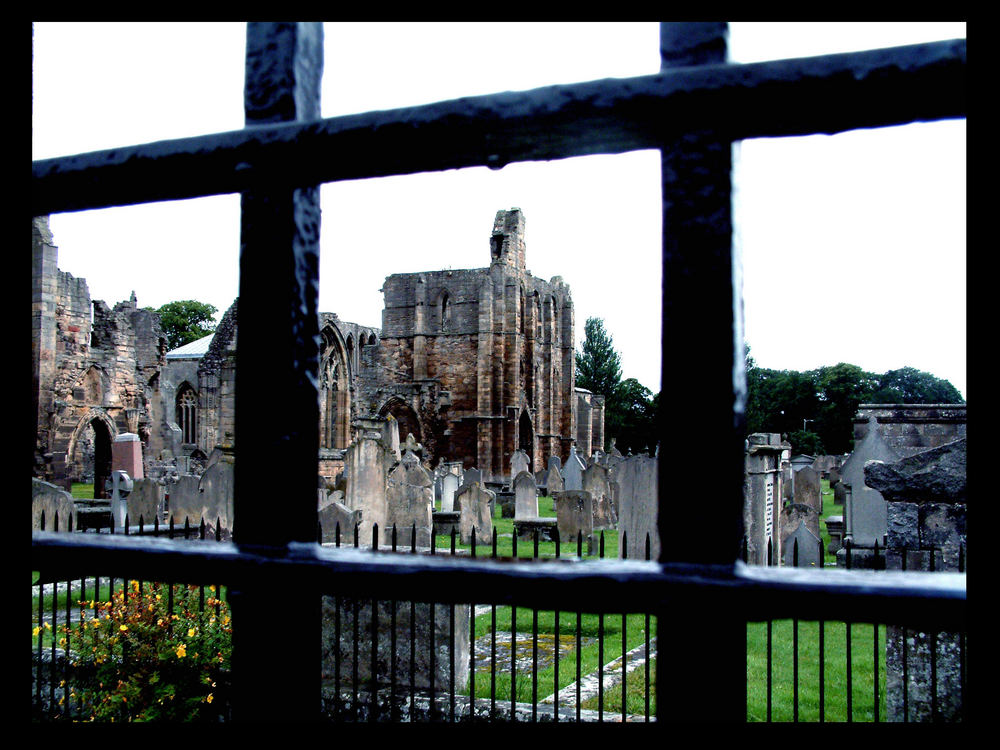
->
left=70, top=482, right=95, bottom=500
left=467, top=607, right=655, bottom=707
left=746, top=619, right=886, bottom=722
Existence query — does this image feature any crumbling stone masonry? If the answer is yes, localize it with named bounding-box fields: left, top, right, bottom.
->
left=32, top=217, right=167, bottom=494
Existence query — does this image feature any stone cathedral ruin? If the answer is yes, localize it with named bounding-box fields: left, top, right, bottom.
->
left=32, top=208, right=605, bottom=495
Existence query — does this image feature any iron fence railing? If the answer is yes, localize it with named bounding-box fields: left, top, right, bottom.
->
left=34, top=511, right=965, bottom=722
left=32, top=22, right=966, bottom=723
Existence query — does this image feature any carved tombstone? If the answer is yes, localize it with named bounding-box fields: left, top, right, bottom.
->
left=456, top=481, right=494, bottom=546
left=385, top=448, right=434, bottom=547
left=513, top=470, right=538, bottom=519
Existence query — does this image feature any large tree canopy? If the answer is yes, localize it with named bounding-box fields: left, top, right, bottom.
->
left=148, top=300, right=218, bottom=351
left=745, top=347, right=964, bottom=455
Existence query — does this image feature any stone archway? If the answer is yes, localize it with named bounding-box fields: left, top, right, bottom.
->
left=379, top=398, right=422, bottom=448
left=66, top=410, right=117, bottom=498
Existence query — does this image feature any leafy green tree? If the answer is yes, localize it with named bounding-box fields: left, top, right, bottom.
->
left=575, top=317, right=622, bottom=402
left=811, top=363, right=878, bottom=454
left=609, top=378, right=659, bottom=455
left=869, top=366, right=965, bottom=404
left=786, top=429, right=825, bottom=456
left=148, top=300, right=218, bottom=351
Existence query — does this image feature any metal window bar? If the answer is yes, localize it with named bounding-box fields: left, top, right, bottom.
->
left=32, top=22, right=966, bottom=724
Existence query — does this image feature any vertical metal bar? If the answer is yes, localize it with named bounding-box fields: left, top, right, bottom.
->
left=352, top=596, right=359, bottom=720
left=577, top=528, right=582, bottom=723
left=491, top=526, right=497, bottom=722
left=767, top=536, right=773, bottom=722
left=229, top=22, right=324, bottom=723
left=656, top=20, right=744, bottom=726
left=846, top=538, right=852, bottom=723
left=469, top=554, right=476, bottom=724
left=532, top=529, right=539, bottom=722
left=930, top=548, right=938, bottom=722
left=873, top=539, right=880, bottom=723
left=645, top=533, right=651, bottom=723
left=793, top=538, right=799, bottom=723
left=371, top=595, right=378, bottom=722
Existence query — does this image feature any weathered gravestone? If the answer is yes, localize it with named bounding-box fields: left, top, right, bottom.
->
left=839, top=416, right=899, bottom=559
left=510, top=449, right=530, bottom=482
left=546, top=456, right=564, bottom=494
left=440, top=472, right=459, bottom=512
left=513, top=470, right=538, bottom=519
left=345, top=419, right=391, bottom=541
left=583, top=462, right=617, bottom=530
left=170, top=459, right=234, bottom=540
left=779, top=502, right=821, bottom=563
left=864, top=438, right=966, bottom=722
left=32, top=478, right=78, bottom=531
left=127, top=478, right=164, bottom=528
left=562, top=445, right=586, bottom=491
left=617, top=453, right=659, bottom=561
left=456, top=481, right=494, bottom=546
left=781, top=520, right=823, bottom=568
left=321, top=599, right=470, bottom=696
left=461, top=467, right=482, bottom=490
left=554, top=490, right=594, bottom=552
left=318, top=499, right=361, bottom=545
left=165, top=474, right=200, bottom=526
left=384, top=447, right=433, bottom=547
left=793, top=466, right=822, bottom=514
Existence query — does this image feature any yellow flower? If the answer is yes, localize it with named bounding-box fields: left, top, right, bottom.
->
left=206, top=694, right=214, bottom=704
left=32, top=627, right=40, bottom=637
left=176, top=644, right=187, bottom=658
left=188, top=627, right=196, bottom=638
left=119, top=624, right=128, bottom=632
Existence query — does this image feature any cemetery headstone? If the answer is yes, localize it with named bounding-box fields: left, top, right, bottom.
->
left=546, top=463, right=564, bottom=494
left=384, top=448, right=434, bottom=547
left=554, top=490, right=594, bottom=549
left=793, top=465, right=822, bottom=515
left=32, top=478, right=79, bottom=531
left=563, top=445, right=586, bottom=491
left=510, top=449, right=530, bottom=482
left=513, top=470, right=538, bottom=519
left=440, top=472, right=459, bottom=512
left=583, top=462, right=616, bottom=529
left=127, top=478, right=163, bottom=528
left=318, top=500, right=362, bottom=545
left=781, top=520, right=823, bottom=568
left=616, top=453, right=659, bottom=560
left=840, top=416, right=899, bottom=549
left=456, top=481, right=494, bottom=546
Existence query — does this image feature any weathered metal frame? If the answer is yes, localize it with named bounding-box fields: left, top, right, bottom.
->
left=31, top=22, right=966, bottom=723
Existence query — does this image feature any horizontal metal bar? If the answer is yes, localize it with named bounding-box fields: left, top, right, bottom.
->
left=32, top=532, right=966, bottom=631
left=32, top=39, right=965, bottom=217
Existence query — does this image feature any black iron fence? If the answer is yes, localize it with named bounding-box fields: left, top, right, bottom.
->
left=33, top=513, right=964, bottom=722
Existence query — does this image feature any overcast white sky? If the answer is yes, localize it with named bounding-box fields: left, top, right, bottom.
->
left=32, top=22, right=967, bottom=399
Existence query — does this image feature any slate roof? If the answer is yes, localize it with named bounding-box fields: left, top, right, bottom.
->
left=165, top=334, right=214, bottom=360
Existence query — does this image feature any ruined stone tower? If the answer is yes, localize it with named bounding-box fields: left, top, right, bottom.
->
left=367, top=208, right=578, bottom=481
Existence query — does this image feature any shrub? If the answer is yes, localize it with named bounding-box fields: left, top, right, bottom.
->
left=46, top=581, right=231, bottom=722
